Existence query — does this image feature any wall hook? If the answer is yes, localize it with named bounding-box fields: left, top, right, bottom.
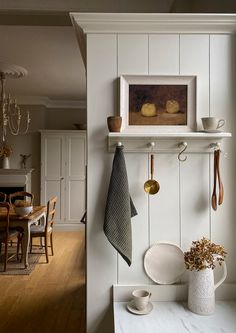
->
left=209, top=142, right=221, bottom=151
left=148, top=142, right=155, bottom=151
left=178, top=142, right=188, bottom=162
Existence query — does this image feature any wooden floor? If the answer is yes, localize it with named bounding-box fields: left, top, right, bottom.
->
left=0, top=231, right=86, bottom=333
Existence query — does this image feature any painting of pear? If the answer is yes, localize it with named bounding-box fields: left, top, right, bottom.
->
left=141, top=103, right=157, bottom=117
left=166, top=100, right=180, bottom=114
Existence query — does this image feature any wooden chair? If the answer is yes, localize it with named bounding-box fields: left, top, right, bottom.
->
left=0, top=192, right=7, bottom=203
left=30, top=196, right=57, bottom=263
left=0, top=202, right=21, bottom=271
left=9, top=191, right=34, bottom=206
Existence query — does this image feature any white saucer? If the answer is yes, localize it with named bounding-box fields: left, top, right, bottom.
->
left=202, top=129, right=222, bottom=133
left=126, top=300, right=153, bottom=315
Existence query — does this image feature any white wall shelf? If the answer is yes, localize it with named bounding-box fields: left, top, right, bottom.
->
left=108, top=132, right=232, bottom=153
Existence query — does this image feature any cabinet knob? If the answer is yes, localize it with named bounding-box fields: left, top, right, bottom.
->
left=60, top=177, right=64, bottom=180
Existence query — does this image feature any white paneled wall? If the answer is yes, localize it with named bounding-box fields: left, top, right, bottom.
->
left=180, top=35, right=210, bottom=129
left=149, top=35, right=179, bottom=75
left=87, top=34, right=118, bottom=333
left=149, top=154, right=180, bottom=246
left=86, top=28, right=236, bottom=333
left=210, top=35, right=236, bottom=281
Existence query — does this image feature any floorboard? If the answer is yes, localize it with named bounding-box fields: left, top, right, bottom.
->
left=0, top=231, right=86, bottom=333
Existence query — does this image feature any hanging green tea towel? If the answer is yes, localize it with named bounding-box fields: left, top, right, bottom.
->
left=104, top=145, right=138, bottom=266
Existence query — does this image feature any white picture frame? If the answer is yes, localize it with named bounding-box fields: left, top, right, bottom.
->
left=120, top=75, right=197, bottom=133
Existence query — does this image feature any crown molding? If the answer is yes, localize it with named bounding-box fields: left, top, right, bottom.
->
left=16, top=96, right=86, bottom=109
left=70, top=13, right=236, bottom=34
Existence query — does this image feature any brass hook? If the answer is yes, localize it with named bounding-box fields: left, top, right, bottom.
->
left=178, top=142, right=188, bottom=162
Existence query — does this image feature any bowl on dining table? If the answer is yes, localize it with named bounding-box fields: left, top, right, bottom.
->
left=14, top=206, right=33, bottom=217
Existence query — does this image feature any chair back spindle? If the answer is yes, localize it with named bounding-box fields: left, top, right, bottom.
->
left=46, top=196, right=57, bottom=231
left=9, top=192, right=34, bottom=206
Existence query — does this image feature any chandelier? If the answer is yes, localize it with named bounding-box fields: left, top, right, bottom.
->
left=0, top=62, right=30, bottom=143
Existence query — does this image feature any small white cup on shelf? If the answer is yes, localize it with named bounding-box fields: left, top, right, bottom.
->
left=132, top=289, right=151, bottom=311
left=201, top=117, right=225, bottom=131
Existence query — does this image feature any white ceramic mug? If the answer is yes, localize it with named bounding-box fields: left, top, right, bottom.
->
left=132, top=289, right=151, bottom=311
left=201, top=117, right=225, bottom=131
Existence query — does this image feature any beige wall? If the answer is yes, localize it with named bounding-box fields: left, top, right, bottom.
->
left=3, top=105, right=86, bottom=204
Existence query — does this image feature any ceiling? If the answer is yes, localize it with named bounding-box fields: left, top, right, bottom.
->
left=0, top=0, right=175, bottom=107
left=0, top=25, right=86, bottom=106
left=0, top=0, right=235, bottom=108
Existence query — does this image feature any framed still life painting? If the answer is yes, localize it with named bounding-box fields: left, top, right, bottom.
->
left=120, top=75, right=196, bottom=133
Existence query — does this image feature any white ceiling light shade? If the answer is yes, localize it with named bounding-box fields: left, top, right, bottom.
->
left=0, top=62, right=28, bottom=79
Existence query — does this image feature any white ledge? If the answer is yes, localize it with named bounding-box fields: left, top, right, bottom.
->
left=0, top=168, right=34, bottom=175
left=71, top=13, right=236, bottom=34
left=108, top=132, right=232, bottom=153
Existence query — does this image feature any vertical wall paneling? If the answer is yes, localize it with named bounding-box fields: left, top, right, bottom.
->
left=149, top=154, right=180, bottom=245
left=210, top=35, right=236, bottom=282
left=149, top=34, right=180, bottom=248
left=118, top=154, right=149, bottom=284
left=180, top=154, right=210, bottom=251
left=117, top=34, right=148, bottom=75
left=117, top=34, right=149, bottom=284
left=180, top=35, right=210, bottom=130
left=87, top=34, right=118, bottom=333
left=149, top=34, right=179, bottom=75
left=179, top=35, right=211, bottom=265
left=83, top=17, right=236, bottom=333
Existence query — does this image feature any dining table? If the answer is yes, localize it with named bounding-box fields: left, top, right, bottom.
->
left=0, top=205, right=47, bottom=268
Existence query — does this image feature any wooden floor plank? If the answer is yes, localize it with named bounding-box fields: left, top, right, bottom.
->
left=0, top=231, right=86, bottom=333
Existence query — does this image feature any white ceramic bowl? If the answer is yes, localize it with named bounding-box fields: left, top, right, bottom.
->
left=14, top=206, right=33, bottom=217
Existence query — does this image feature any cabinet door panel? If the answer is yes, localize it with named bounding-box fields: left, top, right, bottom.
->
left=41, top=132, right=86, bottom=225
left=67, top=136, right=86, bottom=179
left=41, top=134, right=65, bottom=222
left=65, top=134, right=86, bottom=223
left=44, top=137, right=63, bottom=178
left=67, top=180, right=85, bottom=221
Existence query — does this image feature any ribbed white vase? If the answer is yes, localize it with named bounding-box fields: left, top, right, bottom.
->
left=188, top=262, right=227, bottom=316
left=2, top=156, right=10, bottom=169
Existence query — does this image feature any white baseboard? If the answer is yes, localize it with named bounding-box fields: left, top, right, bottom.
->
left=54, top=223, right=85, bottom=231
left=113, top=283, right=236, bottom=302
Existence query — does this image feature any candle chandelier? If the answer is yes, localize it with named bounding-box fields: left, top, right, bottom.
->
left=0, top=62, right=30, bottom=143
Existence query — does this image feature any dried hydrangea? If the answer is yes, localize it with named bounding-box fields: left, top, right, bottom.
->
left=184, top=237, right=227, bottom=271
left=0, top=143, right=12, bottom=157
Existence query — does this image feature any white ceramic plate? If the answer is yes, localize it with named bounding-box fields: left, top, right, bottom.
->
left=126, top=300, right=153, bottom=315
left=144, top=242, right=185, bottom=284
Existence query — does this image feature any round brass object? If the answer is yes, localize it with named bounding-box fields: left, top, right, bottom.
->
left=144, top=154, right=160, bottom=195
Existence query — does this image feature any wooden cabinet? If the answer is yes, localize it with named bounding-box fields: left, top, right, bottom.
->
left=40, top=130, right=86, bottom=230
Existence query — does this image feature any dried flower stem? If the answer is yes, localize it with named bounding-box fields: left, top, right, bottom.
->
left=184, top=237, right=227, bottom=271
left=0, top=143, right=12, bottom=157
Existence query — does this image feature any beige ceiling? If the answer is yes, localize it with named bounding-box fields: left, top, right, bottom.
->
left=0, top=0, right=176, bottom=106
left=0, top=0, right=235, bottom=106
left=0, top=25, right=86, bottom=104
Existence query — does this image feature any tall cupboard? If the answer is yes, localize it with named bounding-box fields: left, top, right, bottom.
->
left=40, top=130, right=86, bottom=230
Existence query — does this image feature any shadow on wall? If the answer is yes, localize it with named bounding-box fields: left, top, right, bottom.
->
left=93, top=297, right=115, bottom=333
